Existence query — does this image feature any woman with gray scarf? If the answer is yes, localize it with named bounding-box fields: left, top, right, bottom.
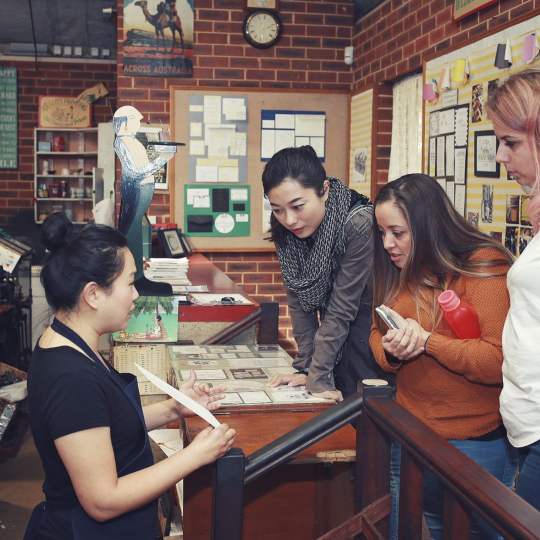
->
left=263, top=146, right=384, bottom=402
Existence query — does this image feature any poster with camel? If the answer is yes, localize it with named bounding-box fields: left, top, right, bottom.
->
left=123, top=0, right=193, bottom=77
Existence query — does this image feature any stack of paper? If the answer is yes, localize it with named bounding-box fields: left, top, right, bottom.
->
left=145, top=258, right=190, bottom=288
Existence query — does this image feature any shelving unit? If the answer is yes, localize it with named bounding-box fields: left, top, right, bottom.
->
left=34, top=125, right=116, bottom=224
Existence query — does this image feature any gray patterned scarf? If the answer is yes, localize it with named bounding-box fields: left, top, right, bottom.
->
left=275, top=177, right=369, bottom=312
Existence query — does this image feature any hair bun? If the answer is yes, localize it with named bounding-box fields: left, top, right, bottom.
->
left=41, top=212, right=74, bottom=252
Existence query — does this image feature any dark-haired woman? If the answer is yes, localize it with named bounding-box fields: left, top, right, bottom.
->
left=263, top=145, right=384, bottom=402
left=24, top=213, right=235, bottom=540
left=369, top=174, right=517, bottom=540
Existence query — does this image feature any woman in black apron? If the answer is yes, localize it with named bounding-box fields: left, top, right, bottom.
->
left=25, top=212, right=235, bottom=540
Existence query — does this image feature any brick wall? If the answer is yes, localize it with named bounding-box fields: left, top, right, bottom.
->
left=0, top=61, right=116, bottom=225
left=353, top=0, right=540, bottom=195
left=116, top=0, right=354, bottom=353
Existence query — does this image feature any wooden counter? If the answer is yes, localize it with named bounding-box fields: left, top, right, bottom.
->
left=183, top=409, right=357, bottom=539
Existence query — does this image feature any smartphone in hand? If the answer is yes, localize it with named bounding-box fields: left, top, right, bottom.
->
left=375, top=305, right=400, bottom=330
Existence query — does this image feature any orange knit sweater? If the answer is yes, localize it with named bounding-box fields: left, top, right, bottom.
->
left=369, top=249, right=510, bottom=440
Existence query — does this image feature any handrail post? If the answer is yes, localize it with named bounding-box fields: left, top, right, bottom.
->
left=356, top=380, right=393, bottom=534
left=211, top=448, right=246, bottom=540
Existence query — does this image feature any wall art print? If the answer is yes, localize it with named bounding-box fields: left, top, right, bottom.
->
left=123, top=0, right=194, bottom=77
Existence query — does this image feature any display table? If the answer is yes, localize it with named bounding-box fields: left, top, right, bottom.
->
left=183, top=409, right=357, bottom=539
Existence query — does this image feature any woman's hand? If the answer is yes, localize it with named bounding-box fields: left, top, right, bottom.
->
left=175, top=370, right=225, bottom=417
left=311, top=389, right=343, bottom=403
left=381, top=310, right=430, bottom=362
left=269, top=373, right=307, bottom=388
left=188, top=424, right=236, bottom=466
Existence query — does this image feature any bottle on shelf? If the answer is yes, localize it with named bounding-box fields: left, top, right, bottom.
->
left=437, top=290, right=481, bottom=339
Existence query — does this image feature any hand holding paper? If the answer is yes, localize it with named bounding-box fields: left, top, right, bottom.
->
left=136, top=364, right=221, bottom=428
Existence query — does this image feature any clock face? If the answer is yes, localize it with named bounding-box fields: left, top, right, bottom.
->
left=243, top=10, right=282, bottom=49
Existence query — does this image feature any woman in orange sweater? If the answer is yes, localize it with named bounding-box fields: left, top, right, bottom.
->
left=369, top=174, right=517, bottom=540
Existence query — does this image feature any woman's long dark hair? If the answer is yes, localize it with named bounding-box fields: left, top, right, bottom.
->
left=262, top=145, right=326, bottom=243
left=373, top=174, right=513, bottom=330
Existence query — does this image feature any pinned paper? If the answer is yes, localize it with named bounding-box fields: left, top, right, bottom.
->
left=423, top=80, right=438, bottom=102
left=495, top=42, right=512, bottom=68
left=523, top=33, right=540, bottom=64
left=440, top=67, right=451, bottom=90
left=451, top=59, right=469, bottom=85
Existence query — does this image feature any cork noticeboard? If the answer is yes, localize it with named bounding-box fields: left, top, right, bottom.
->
left=170, top=87, right=349, bottom=251
left=423, top=14, right=540, bottom=257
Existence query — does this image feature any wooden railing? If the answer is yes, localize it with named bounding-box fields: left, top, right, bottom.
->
left=210, top=383, right=540, bottom=540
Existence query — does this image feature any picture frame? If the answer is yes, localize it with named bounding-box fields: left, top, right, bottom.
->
left=474, top=130, right=500, bottom=178
left=136, top=125, right=170, bottom=190
left=38, top=96, right=91, bottom=128
left=453, top=0, right=497, bottom=22
left=157, top=227, right=192, bottom=258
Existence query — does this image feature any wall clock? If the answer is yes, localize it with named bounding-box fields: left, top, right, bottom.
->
left=243, top=10, right=282, bottom=49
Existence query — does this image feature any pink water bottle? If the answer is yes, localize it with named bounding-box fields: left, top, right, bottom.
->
left=437, top=290, right=481, bottom=339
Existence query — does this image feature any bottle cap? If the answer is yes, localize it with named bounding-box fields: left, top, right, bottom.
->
left=438, top=289, right=460, bottom=311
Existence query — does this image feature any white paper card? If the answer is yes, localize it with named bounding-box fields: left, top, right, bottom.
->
left=190, top=122, right=203, bottom=137
left=136, top=364, right=220, bottom=428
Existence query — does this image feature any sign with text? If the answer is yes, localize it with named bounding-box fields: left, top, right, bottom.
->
left=0, top=67, right=17, bottom=169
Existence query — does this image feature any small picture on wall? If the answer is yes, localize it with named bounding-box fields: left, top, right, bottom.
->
left=506, top=195, right=520, bottom=225
left=467, top=211, right=479, bottom=228
left=352, top=148, right=368, bottom=183
left=488, top=231, right=503, bottom=243
left=519, top=227, right=533, bottom=254
left=475, top=130, right=500, bottom=178
left=521, top=196, right=532, bottom=226
left=471, top=83, right=483, bottom=123
left=488, top=79, right=499, bottom=99
left=481, top=184, right=493, bottom=223
left=505, top=226, right=518, bottom=255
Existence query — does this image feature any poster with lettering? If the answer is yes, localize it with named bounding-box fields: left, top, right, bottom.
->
left=123, top=0, right=194, bottom=77
left=0, top=67, right=17, bottom=169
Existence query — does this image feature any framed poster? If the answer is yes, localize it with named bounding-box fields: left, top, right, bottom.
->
left=38, top=96, right=91, bottom=128
left=453, top=0, right=497, bottom=21
left=474, top=130, right=500, bottom=178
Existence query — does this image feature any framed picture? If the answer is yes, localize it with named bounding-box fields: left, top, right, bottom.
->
left=157, top=227, right=192, bottom=258
left=474, top=130, right=500, bottom=178
left=453, top=0, right=497, bottom=21
left=136, top=125, right=170, bottom=190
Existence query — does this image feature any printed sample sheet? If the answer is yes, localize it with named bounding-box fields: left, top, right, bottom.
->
left=169, top=344, right=327, bottom=406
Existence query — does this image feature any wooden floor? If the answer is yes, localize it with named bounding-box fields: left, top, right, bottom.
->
left=0, top=430, right=43, bottom=538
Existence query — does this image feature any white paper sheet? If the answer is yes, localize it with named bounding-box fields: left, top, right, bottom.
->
left=310, top=136, right=325, bottom=158
left=135, top=364, right=221, bottom=428
left=275, top=114, right=295, bottom=129
left=261, top=129, right=275, bottom=159
left=445, top=135, right=455, bottom=177
left=189, top=139, right=205, bottom=156
left=203, top=95, right=222, bottom=124
left=190, top=122, right=203, bottom=137
left=218, top=166, right=239, bottom=182
left=275, top=130, right=295, bottom=152
left=196, top=165, right=218, bottom=182
left=454, top=148, right=467, bottom=184
left=295, top=114, right=325, bottom=137
left=230, top=188, right=248, bottom=201
left=223, top=98, right=246, bottom=121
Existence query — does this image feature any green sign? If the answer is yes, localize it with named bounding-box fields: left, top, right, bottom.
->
left=0, top=67, right=17, bottom=169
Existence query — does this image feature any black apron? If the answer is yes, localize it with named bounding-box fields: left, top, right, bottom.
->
left=24, top=318, right=157, bottom=540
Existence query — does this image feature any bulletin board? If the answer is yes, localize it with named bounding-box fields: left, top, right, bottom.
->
left=170, top=87, right=349, bottom=251
left=424, top=15, right=540, bottom=256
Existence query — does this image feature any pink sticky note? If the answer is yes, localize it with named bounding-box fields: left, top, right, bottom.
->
left=523, top=33, right=539, bottom=64
left=423, top=82, right=437, bottom=101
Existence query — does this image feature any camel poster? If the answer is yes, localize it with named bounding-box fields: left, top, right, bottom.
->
left=123, top=0, right=194, bottom=77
